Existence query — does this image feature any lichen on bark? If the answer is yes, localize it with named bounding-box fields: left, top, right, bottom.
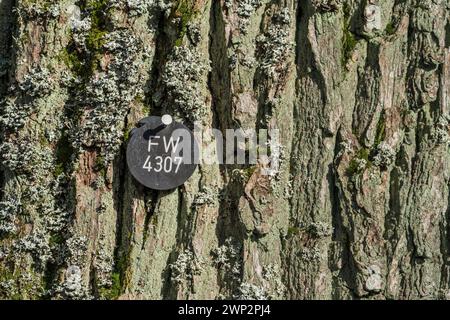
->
left=0, top=0, right=449, bottom=300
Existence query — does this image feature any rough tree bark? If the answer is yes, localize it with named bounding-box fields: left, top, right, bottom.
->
left=0, top=0, right=449, bottom=300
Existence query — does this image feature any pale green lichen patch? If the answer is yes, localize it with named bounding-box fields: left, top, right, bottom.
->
left=256, top=8, right=293, bottom=79
left=211, top=238, right=242, bottom=281
left=169, top=249, right=204, bottom=284
left=234, top=0, right=264, bottom=34
left=70, top=27, right=143, bottom=165
left=0, top=196, right=21, bottom=236
left=19, top=0, right=61, bottom=20
left=236, top=282, right=267, bottom=300
left=159, top=45, right=209, bottom=124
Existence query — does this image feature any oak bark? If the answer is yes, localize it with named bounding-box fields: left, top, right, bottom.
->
left=0, top=0, right=449, bottom=300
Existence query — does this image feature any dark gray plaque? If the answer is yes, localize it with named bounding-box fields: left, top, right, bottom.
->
left=126, top=116, right=198, bottom=190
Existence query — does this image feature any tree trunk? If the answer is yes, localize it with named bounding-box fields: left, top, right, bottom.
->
left=0, top=0, right=449, bottom=300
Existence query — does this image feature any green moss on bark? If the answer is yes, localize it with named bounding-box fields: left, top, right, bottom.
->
left=341, top=3, right=357, bottom=68
left=374, top=114, right=386, bottom=147
left=346, top=148, right=372, bottom=176
left=171, top=0, right=199, bottom=46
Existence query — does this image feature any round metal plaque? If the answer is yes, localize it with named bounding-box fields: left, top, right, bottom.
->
left=126, top=116, right=198, bottom=190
